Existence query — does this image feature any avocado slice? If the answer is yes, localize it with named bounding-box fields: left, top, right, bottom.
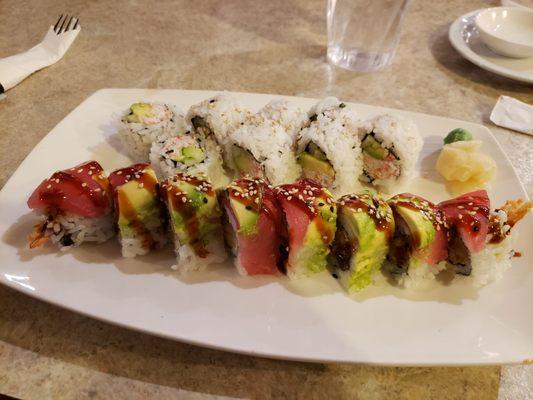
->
left=392, top=206, right=435, bottom=250
left=116, top=168, right=161, bottom=237
left=230, top=199, right=259, bottom=235
left=297, top=152, right=335, bottom=185
left=173, top=146, right=205, bottom=166
left=329, top=194, right=394, bottom=292
left=361, top=135, right=387, bottom=160
left=163, top=177, right=220, bottom=248
left=125, top=103, right=153, bottom=123
left=306, top=142, right=328, bottom=161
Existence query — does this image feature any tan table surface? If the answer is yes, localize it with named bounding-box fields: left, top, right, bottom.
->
left=1, top=0, right=532, bottom=399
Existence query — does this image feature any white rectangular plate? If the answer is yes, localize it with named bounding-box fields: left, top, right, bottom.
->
left=1, top=89, right=532, bottom=366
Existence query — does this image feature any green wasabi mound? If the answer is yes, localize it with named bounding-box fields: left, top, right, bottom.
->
left=444, top=128, right=472, bottom=145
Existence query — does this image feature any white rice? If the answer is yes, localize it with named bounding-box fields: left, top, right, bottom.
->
left=361, top=114, right=422, bottom=193
left=118, top=103, right=188, bottom=162
left=171, top=238, right=227, bottom=273
left=469, top=238, right=514, bottom=288
left=120, top=223, right=167, bottom=258
left=38, top=211, right=115, bottom=250
left=297, top=97, right=365, bottom=196
left=227, top=115, right=301, bottom=185
left=397, top=261, right=447, bottom=289
left=149, top=134, right=228, bottom=187
left=258, top=99, right=308, bottom=142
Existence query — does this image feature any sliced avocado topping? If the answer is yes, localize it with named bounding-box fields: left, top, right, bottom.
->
left=444, top=128, right=472, bottom=145
left=173, top=146, right=205, bottom=166
left=232, top=145, right=262, bottom=177
left=166, top=180, right=219, bottom=247
left=116, top=180, right=160, bottom=236
left=230, top=198, right=259, bottom=235
left=125, top=103, right=153, bottom=123
left=362, top=135, right=387, bottom=160
left=392, top=205, right=435, bottom=250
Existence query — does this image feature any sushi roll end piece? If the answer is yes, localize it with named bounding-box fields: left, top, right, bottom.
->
left=160, top=173, right=226, bottom=272
left=109, top=163, right=167, bottom=257
left=218, top=177, right=283, bottom=275
left=119, top=103, right=185, bottom=162
left=329, top=192, right=395, bottom=292
left=27, top=161, right=115, bottom=249
left=275, top=179, right=337, bottom=280
left=386, top=193, right=448, bottom=287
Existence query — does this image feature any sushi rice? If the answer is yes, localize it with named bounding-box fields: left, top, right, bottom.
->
left=258, top=99, right=308, bottom=141
left=227, top=114, right=301, bottom=185
left=119, top=103, right=188, bottom=162
left=149, top=133, right=228, bottom=187
left=297, top=97, right=365, bottom=196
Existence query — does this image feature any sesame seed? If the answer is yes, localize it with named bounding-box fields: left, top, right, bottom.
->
left=81, top=183, right=87, bottom=187
left=138, top=183, right=144, bottom=189
left=55, top=179, right=60, bottom=183
left=458, top=214, right=463, bottom=219
left=46, top=184, right=52, bottom=189
left=94, top=188, right=101, bottom=192
left=182, top=197, right=187, bottom=203
left=77, top=169, right=83, bottom=173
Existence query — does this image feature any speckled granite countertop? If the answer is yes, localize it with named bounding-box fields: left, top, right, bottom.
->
left=0, top=0, right=532, bottom=399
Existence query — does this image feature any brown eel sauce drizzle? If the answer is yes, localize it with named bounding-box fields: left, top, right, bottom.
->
left=160, top=173, right=215, bottom=258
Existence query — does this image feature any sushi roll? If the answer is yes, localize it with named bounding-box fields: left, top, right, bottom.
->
left=27, top=161, right=115, bottom=250
left=108, top=163, right=167, bottom=257
left=275, top=179, right=337, bottom=280
left=226, top=114, right=301, bottom=184
left=386, top=193, right=448, bottom=288
left=359, top=114, right=422, bottom=193
left=119, top=103, right=187, bottom=162
left=439, top=190, right=531, bottom=287
left=329, top=192, right=395, bottom=292
left=160, top=173, right=226, bottom=272
left=149, top=133, right=227, bottom=187
left=218, top=177, right=283, bottom=275
left=296, top=97, right=364, bottom=196
left=258, top=99, right=308, bottom=141
left=186, top=94, right=252, bottom=171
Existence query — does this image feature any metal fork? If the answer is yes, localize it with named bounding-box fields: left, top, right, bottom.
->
left=53, top=14, right=80, bottom=34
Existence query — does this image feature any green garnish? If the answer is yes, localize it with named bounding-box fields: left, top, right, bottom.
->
left=444, top=128, right=473, bottom=145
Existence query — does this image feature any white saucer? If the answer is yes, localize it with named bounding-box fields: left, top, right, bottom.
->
left=449, top=9, right=533, bottom=84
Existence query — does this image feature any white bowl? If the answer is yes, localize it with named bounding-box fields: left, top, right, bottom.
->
left=475, top=7, right=533, bottom=58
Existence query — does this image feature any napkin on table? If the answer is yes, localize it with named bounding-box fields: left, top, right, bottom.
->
left=0, top=25, right=80, bottom=96
left=490, top=96, right=533, bottom=136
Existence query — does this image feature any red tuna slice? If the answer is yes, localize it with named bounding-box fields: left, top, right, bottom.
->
left=27, top=161, right=111, bottom=218
left=275, top=179, right=337, bottom=273
left=438, top=190, right=490, bottom=253
left=221, top=178, right=282, bottom=275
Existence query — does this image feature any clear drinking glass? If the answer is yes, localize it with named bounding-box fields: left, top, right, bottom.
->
left=327, top=0, right=410, bottom=72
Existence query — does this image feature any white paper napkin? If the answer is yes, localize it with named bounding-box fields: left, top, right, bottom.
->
left=490, top=95, right=533, bottom=136
left=0, top=26, right=80, bottom=93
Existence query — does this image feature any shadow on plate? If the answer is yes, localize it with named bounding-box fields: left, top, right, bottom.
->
left=4, top=212, right=480, bottom=304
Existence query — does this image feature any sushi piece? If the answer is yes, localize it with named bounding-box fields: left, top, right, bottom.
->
left=275, top=179, right=337, bottom=280
left=186, top=94, right=252, bottom=171
left=218, top=177, right=283, bottom=275
left=119, top=103, right=187, bottom=162
left=386, top=193, right=448, bottom=288
left=296, top=97, right=364, bottom=196
left=258, top=99, right=308, bottom=141
left=226, top=114, right=301, bottom=184
left=440, top=191, right=531, bottom=286
left=108, top=163, right=167, bottom=257
left=149, top=132, right=227, bottom=187
left=160, top=173, right=226, bottom=272
left=359, top=114, right=422, bottom=193
left=329, top=192, right=395, bottom=292
left=27, top=161, right=115, bottom=250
